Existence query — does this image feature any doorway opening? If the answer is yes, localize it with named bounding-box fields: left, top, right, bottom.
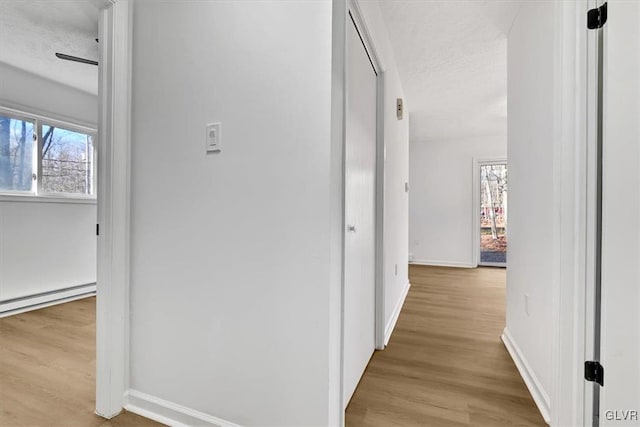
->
left=0, top=0, right=132, bottom=423
left=477, top=160, right=507, bottom=267
left=0, top=0, right=101, bottom=424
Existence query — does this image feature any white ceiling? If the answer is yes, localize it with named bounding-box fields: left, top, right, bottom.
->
left=378, top=0, right=520, bottom=142
left=0, top=1, right=99, bottom=95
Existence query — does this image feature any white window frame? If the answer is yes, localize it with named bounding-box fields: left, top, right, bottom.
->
left=0, top=106, right=97, bottom=203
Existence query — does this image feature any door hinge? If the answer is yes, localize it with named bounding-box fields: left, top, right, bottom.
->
left=587, top=3, right=608, bottom=29
left=96, top=224, right=99, bottom=236
left=585, top=361, right=604, bottom=386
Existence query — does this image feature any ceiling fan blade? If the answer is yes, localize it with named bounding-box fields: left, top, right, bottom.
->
left=55, top=52, right=98, bottom=66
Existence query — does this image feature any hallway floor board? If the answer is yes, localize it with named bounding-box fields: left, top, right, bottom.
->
left=345, top=265, right=546, bottom=427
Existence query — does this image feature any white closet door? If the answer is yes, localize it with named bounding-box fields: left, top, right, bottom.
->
left=343, top=15, right=377, bottom=407
left=599, top=1, right=640, bottom=425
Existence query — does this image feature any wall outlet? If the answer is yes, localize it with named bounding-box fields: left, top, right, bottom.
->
left=524, top=293, right=530, bottom=316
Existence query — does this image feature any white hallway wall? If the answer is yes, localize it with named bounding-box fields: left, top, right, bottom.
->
left=504, top=1, right=555, bottom=420
left=128, top=1, right=408, bottom=425
left=0, top=62, right=97, bottom=305
left=129, top=2, right=334, bottom=425
left=409, top=134, right=506, bottom=267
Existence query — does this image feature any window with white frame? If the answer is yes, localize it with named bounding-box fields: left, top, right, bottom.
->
left=0, top=111, right=95, bottom=197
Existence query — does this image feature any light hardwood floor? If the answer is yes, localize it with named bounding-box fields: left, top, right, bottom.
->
left=1, top=266, right=544, bottom=426
left=345, top=265, right=546, bottom=426
left=0, top=297, right=162, bottom=427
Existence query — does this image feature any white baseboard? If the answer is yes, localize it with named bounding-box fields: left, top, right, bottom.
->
left=409, top=259, right=476, bottom=268
left=501, top=328, right=551, bottom=424
left=125, top=390, right=242, bottom=427
left=0, top=283, right=96, bottom=318
left=384, top=281, right=411, bottom=346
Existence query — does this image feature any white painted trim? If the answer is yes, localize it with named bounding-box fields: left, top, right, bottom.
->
left=90, top=0, right=113, bottom=9
left=329, top=1, right=347, bottom=424
left=349, top=0, right=386, bottom=73
left=0, top=194, right=97, bottom=204
left=501, top=328, right=551, bottom=424
left=95, top=0, right=132, bottom=419
left=374, top=54, right=386, bottom=352
left=479, top=262, right=507, bottom=269
left=549, top=1, right=591, bottom=425
left=384, top=281, right=410, bottom=346
left=125, top=390, right=242, bottom=427
left=581, top=1, right=599, bottom=424
left=0, top=285, right=96, bottom=317
left=410, top=259, right=475, bottom=269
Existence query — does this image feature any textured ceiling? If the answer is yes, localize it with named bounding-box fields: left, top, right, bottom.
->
left=0, top=1, right=99, bottom=95
left=378, top=0, right=520, bottom=142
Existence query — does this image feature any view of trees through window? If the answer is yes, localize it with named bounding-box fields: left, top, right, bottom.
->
left=0, top=113, right=94, bottom=196
left=41, top=125, right=93, bottom=195
left=0, top=115, right=34, bottom=192
left=480, top=164, right=507, bottom=265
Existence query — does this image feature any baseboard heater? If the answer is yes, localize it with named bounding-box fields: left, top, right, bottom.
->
left=0, top=283, right=96, bottom=317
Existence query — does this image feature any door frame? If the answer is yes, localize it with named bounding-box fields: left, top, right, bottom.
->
left=551, top=0, right=592, bottom=425
left=93, top=0, right=132, bottom=419
left=472, top=157, right=507, bottom=268
left=581, top=0, right=602, bottom=423
left=338, top=0, right=386, bottom=416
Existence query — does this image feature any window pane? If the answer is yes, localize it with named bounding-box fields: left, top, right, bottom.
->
left=41, top=125, right=93, bottom=195
left=480, top=164, right=508, bottom=265
left=0, top=114, right=35, bottom=192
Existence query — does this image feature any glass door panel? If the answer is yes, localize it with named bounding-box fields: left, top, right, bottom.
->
left=480, top=164, right=507, bottom=266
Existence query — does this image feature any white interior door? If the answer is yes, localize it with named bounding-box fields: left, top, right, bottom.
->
left=343, top=13, right=377, bottom=408
left=599, top=1, right=640, bottom=424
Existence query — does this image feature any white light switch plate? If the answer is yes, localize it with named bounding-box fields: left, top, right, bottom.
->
left=206, top=122, right=221, bottom=153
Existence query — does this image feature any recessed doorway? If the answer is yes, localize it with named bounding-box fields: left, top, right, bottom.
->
left=476, top=161, right=507, bottom=267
